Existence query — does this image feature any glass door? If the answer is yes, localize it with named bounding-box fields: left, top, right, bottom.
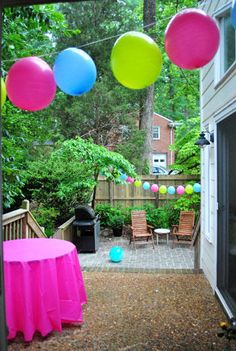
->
left=217, top=113, right=236, bottom=315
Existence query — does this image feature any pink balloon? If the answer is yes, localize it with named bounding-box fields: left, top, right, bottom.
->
left=6, top=57, right=56, bottom=111
left=151, top=184, right=159, bottom=193
left=177, top=185, right=185, bottom=195
left=165, top=9, right=220, bottom=70
left=126, top=176, right=134, bottom=183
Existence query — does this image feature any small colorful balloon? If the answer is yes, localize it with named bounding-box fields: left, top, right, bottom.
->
left=111, top=31, right=162, bottom=89
left=120, top=173, right=128, bottom=181
left=177, top=185, right=185, bottom=195
left=126, top=176, right=134, bottom=183
left=1, top=78, right=6, bottom=107
left=109, top=246, right=124, bottom=263
left=54, top=48, right=97, bottom=96
left=167, top=186, right=176, bottom=195
left=159, top=185, right=167, bottom=194
left=193, top=183, right=201, bottom=193
left=143, top=181, right=150, bottom=190
left=6, top=56, right=56, bottom=111
left=134, top=180, right=142, bottom=187
left=185, top=184, right=194, bottom=195
left=165, top=9, right=220, bottom=69
left=151, top=184, right=159, bottom=193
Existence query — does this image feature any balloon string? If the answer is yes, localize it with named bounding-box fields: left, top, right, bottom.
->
left=1, top=13, right=176, bottom=64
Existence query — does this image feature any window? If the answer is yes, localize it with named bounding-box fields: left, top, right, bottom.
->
left=215, top=7, right=236, bottom=80
left=152, top=126, right=160, bottom=140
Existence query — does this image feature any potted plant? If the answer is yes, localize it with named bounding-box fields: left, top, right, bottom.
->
left=108, top=214, right=124, bottom=237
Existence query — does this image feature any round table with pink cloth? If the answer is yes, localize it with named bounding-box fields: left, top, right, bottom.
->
left=3, top=238, right=87, bottom=341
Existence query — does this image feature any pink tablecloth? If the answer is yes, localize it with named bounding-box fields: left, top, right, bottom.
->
left=3, top=238, right=87, bottom=341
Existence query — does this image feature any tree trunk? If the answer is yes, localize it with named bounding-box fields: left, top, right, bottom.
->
left=139, top=0, right=156, bottom=173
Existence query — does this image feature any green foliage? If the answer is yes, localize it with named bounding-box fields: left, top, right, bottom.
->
left=96, top=202, right=180, bottom=230
left=31, top=206, right=59, bottom=237
left=170, top=116, right=201, bottom=175
left=25, top=137, right=137, bottom=226
left=107, top=214, right=125, bottom=229
left=153, top=0, right=199, bottom=121
left=174, top=193, right=200, bottom=218
left=95, top=204, right=124, bottom=228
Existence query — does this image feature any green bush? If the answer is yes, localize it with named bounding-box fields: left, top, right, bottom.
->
left=31, top=205, right=59, bottom=237
left=95, top=203, right=124, bottom=228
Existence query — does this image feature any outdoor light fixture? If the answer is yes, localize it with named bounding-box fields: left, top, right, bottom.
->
left=195, top=131, right=214, bottom=148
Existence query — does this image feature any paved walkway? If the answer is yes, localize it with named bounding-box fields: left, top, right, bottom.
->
left=78, top=235, right=195, bottom=273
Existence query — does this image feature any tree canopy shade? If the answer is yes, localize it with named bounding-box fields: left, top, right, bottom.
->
left=2, top=0, right=86, bottom=7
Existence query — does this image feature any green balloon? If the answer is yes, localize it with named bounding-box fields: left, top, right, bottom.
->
left=159, top=185, right=167, bottom=194
left=111, top=31, right=162, bottom=90
left=185, top=184, right=193, bottom=195
left=1, top=78, right=6, bottom=107
left=134, top=180, right=142, bottom=187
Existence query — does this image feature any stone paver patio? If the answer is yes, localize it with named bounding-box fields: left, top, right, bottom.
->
left=79, top=235, right=195, bottom=273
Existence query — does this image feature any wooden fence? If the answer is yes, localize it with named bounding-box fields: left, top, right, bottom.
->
left=95, top=174, right=200, bottom=208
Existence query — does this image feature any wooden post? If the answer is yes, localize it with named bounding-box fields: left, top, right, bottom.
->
left=21, top=199, right=30, bottom=211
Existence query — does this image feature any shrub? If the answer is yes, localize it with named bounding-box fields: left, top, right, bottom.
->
left=31, top=205, right=59, bottom=237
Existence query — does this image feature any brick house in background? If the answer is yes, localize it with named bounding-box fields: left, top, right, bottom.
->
left=152, top=112, right=177, bottom=169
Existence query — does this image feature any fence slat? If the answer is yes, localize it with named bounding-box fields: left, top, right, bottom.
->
left=96, top=175, right=199, bottom=207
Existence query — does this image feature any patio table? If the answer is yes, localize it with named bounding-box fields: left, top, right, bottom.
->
left=3, top=238, right=87, bottom=341
left=154, top=228, right=170, bottom=245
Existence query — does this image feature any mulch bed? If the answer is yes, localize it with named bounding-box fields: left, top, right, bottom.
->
left=8, top=272, right=234, bottom=351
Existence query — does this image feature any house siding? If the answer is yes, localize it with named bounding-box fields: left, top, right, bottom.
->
left=200, top=0, right=236, bottom=291
left=152, top=113, right=175, bottom=167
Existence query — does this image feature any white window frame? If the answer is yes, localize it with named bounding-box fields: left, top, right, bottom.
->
left=214, top=3, right=236, bottom=85
left=152, top=126, right=160, bottom=140
left=203, top=125, right=215, bottom=244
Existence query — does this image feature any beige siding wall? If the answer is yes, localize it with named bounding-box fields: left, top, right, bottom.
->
left=200, top=0, right=236, bottom=289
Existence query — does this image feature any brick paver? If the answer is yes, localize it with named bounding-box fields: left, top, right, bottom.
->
left=78, top=236, right=195, bottom=273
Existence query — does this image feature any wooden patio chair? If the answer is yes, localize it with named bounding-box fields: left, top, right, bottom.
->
left=171, top=211, right=195, bottom=247
left=130, top=210, right=155, bottom=249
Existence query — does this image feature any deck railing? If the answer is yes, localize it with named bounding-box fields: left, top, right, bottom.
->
left=53, top=216, right=75, bottom=242
left=3, top=200, right=46, bottom=241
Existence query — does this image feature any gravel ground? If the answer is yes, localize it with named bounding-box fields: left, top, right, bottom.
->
left=8, top=272, right=235, bottom=351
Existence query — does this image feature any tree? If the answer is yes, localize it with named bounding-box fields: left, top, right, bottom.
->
left=2, top=5, right=70, bottom=209
left=24, top=137, right=137, bottom=231
left=139, top=0, right=156, bottom=172
left=169, top=116, right=200, bottom=175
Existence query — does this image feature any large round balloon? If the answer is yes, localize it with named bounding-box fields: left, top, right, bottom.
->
left=231, top=0, right=236, bottom=30
left=1, top=78, right=6, bottom=108
left=109, top=246, right=124, bottom=263
left=6, top=57, right=56, bottom=111
left=111, top=31, right=162, bottom=89
left=165, top=9, right=220, bottom=69
left=53, top=48, right=97, bottom=96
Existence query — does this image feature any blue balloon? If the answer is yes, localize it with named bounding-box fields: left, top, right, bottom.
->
left=120, top=173, right=128, bottom=181
left=109, top=246, right=124, bottom=263
left=143, top=181, right=150, bottom=190
left=231, top=0, right=236, bottom=30
left=167, top=186, right=176, bottom=195
left=53, top=48, right=97, bottom=96
left=193, top=183, right=201, bottom=193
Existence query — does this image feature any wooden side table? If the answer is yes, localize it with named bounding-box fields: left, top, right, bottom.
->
left=154, top=228, right=170, bottom=245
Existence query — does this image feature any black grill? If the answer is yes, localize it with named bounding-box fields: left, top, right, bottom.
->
left=73, top=205, right=100, bottom=253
